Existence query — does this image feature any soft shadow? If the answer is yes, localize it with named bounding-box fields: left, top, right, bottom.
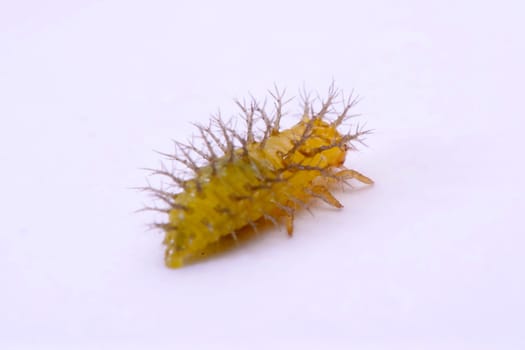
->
left=184, top=219, right=278, bottom=267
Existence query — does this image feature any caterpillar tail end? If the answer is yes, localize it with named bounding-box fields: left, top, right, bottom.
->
left=165, top=253, right=184, bottom=269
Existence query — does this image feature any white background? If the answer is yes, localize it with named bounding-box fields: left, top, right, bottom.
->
left=1, top=0, right=524, bottom=349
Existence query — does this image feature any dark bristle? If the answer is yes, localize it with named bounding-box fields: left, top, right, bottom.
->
left=284, top=164, right=326, bottom=172
left=214, top=205, right=233, bottom=216
left=283, top=116, right=316, bottom=157
left=186, top=138, right=216, bottom=163
left=312, top=83, right=337, bottom=120
left=173, top=141, right=200, bottom=173
left=194, top=123, right=218, bottom=159
left=140, top=186, right=175, bottom=206
left=268, top=86, right=291, bottom=133
left=145, top=167, right=185, bottom=187
left=245, top=183, right=272, bottom=191
left=156, top=149, right=196, bottom=174
left=257, top=101, right=273, bottom=149
left=214, top=115, right=235, bottom=162
left=227, top=126, right=249, bottom=157
left=228, top=194, right=251, bottom=201
left=235, top=99, right=256, bottom=144
left=152, top=222, right=178, bottom=231
left=136, top=206, right=171, bottom=214
left=263, top=213, right=279, bottom=227
left=332, top=89, right=360, bottom=127
left=202, top=119, right=228, bottom=154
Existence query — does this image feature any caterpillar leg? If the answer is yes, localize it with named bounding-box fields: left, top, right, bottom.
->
left=285, top=211, right=294, bottom=236
left=308, top=185, right=343, bottom=208
left=272, top=200, right=296, bottom=236
left=335, top=169, right=374, bottom=184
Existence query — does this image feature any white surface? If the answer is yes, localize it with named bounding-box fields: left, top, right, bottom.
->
left=1, top=0, right=524, bottom=349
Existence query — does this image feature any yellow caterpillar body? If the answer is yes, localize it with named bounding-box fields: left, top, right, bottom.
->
left=144, top=86, right=373, bottom=268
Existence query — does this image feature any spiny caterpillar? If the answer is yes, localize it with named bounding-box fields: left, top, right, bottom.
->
left=142, top=85, right=373, bottom=268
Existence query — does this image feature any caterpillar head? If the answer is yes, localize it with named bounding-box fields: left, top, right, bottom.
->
left=284, top=117, right=349, bottom=169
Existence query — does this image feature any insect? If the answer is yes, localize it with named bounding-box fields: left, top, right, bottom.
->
left=142, top=85, right=373, bottom=268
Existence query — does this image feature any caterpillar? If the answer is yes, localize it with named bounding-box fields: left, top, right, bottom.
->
left=142, top=85, right=373, bottom=268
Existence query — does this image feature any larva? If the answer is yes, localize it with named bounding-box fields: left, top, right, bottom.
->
left=143, top=85, right=373, bottom=268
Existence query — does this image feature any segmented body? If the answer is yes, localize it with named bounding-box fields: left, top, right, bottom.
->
left=144, top=86, right=373, bottom=268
